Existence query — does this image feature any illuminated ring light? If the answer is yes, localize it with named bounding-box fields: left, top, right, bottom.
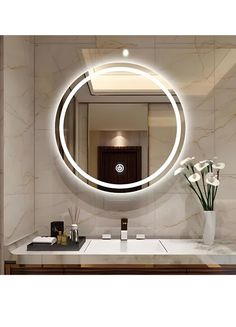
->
left=59, top=64, right=182, bottom=190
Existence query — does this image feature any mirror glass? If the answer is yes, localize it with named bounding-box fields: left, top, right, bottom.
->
left=55, top=63, right=185, bottom=193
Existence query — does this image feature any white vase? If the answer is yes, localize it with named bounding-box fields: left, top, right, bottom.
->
left=203, top=210, right=216, bottom=246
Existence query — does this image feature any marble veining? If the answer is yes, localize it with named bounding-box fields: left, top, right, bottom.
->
left=3, top=36, right=35, bottom=245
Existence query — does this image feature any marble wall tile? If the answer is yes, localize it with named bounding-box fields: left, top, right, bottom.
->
left=35, top=44, right=88, bottom=80
left=94, top=202, right=157, bottom=238
left=4, top=194, right=34, bottom=245
left=215, top=48, right=236, bottom=174
left=155, top=193, right=203, bottom=238
left=182, top=109, right=215, bottom=160
left=214, top=49, right=236, bottom=88
left=4, top=36, right=34, bottom=195
left=3, top=36, right=35, bottom=245
left=35, top=130, right=72, bottom=194
left=217, top=174, right=236, bottom=200
left=83, top=48, right=157, bottom=69
left=95, top=36, right=156, bottom=49
left=35, top=44, right=86, bottom=131
left=35, top=35, right=215, bottom=49
left=155, top=36, right=215, bottom=48
left=215, top=36, right=236, bottom=48
left=151, top=106, right=215, bottom=195
left=35, top=192, right=158, bottom=239
left=214, top=174, right=236, bottom=241
left=154, top=48, right=215, bottom=107
left=215, top=89, right=236, bottom=173
left=4, top=124, right=34, bottom=195
left=215, top=200, right=236, bottom=241
left=151, top=174, right=191, bottom=195
left=35, top=193, right=101, bottom=236
left=35, top=36, right=96, bottom=46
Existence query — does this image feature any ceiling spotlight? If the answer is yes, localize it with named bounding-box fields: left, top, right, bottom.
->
left=122, top=49, right=129, bottom=57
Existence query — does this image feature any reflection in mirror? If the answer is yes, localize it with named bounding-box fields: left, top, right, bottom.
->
left=55, top=63, right=185, bottom=193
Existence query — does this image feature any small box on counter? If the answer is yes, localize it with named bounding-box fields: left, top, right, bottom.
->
left=31, top=236, right=57, bottom=245
left=50, top=221, right=64, bottom=237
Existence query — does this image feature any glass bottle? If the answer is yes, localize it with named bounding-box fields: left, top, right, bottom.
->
left=71, top=224, right=79, bottom=243
left=61, top=231, right=68, bottom=245
left=57, top=230, right=62, bottom=244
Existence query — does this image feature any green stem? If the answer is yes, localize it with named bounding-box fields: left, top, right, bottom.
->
left=207, top=185, right=211, bottom=210
left=184, top=174, right=206, bottom=209
left=212, top=186, right=215, bottom=210
left=206, top=165, right=211, bottom=210
left=190, top=165, right=207, bottom=208
left=212, top=170, right=220, bottom=210
left=212, top=186, right=218, bottom=210
left=209, top=162, right=213, bottom=173
left=201, top=171, right=208, bottom=206
left=212, top=170, right=220, bottom=209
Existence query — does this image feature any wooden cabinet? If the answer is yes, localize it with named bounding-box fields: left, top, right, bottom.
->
left=4, top=261, right=236, bottom=275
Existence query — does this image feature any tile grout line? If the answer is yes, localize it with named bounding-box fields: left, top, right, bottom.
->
left=213, top=36, right=216, bottom=157
left=83, top=240, right=92, bottom=253
left=33, top=36, right=36, bottom=232
left=159, top=240, right=168, bottom=253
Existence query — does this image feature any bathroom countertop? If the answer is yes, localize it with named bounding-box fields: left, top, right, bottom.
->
left=7, top=238, right=236, bottom=265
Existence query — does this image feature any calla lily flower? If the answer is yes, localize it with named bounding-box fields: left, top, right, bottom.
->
left=174, top=156, right=224, bottom=211
left=205, top=172, right=214, bottom=179
left=180, top=157, right=195, bottom=166
left=188, top=173, right=201, bottom=183
left=205, top=173, right=219, bottom=186
left=194, top=161, right=209, bottom=172
left=212, top=162, right=225, bottom=170
left=202, top=159, right=214, bottom=164
left=174, top=167, right=186, bottom=176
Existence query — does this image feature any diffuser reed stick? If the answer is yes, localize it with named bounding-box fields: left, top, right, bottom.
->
left=68, top=206, right=80, bottom=224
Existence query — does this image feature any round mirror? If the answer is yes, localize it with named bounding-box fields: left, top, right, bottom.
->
left=55, top=63, right=185, bottom=193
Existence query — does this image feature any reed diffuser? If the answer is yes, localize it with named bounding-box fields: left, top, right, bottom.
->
left=68, top=206, right=80, bottom=243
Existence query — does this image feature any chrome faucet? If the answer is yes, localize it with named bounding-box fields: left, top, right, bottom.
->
left=120, top=218, right=128, bottom=241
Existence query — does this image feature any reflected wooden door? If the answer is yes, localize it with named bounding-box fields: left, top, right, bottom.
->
left=98, top=146, right=141, bottom=192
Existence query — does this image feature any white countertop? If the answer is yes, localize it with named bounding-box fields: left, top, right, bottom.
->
left=10, top=238, right=236, bottom=257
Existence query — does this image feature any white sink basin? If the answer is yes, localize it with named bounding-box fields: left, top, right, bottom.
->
left=85, top=239, right=166, bottom=255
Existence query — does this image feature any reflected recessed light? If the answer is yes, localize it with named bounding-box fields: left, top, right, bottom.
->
left=122, top=49, right=129, bottom=57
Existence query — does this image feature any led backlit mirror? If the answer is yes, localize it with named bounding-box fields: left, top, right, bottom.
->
left=55, top=63, right=185, bottom=193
